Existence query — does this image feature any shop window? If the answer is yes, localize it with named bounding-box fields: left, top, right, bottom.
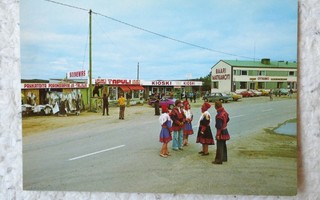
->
left=133, top=90, right=139, bottom=99
left=109, top=87, right=117, bottom=100
left=240, top=82, right=247, bottom=89
left=241, top=70, right=248, bottom=76
left=288, top=71, right=295, bottom=76
left=258, top=82, right=264, bottom=89
left=212, top=81, right=219, bottom=89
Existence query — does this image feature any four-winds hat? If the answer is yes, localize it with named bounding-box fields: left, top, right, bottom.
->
left=161, top=105, right=169, bottom=113
left=201, top=102, right=211, bottom=112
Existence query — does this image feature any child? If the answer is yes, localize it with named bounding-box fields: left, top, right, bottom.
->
left=183, top=101, right=193, bottom=146
left=159, top=105, right=172, bottom=158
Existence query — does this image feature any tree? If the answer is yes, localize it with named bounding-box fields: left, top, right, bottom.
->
left=199, top=72, right=211, bottom=92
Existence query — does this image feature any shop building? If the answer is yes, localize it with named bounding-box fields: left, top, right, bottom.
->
left=211, top=58, right=297, bottom=93
left=21, top=79, right=88, bottom=106
left=21, top=78, right=203, bottom=108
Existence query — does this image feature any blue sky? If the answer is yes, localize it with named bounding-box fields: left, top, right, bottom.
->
left=20, top=0, right=298, bottom=80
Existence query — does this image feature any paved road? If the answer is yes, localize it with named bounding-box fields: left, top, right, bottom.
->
left=23, top=97, right=296, bottom=193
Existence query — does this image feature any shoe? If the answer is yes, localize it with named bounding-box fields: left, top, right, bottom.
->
left=166, top=153, right=171, bottom=156
left=160, top=154, right=167, bottom=158
left=179, top=148, right=183, bottom=151
left=212, top=161, right=222, bottom=164
left=201, top=153, right=209, bottom=156
left=198, top=151, right=204, bottom=154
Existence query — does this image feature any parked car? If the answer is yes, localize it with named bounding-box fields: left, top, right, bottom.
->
left=203, top=92, right=233, bottom=103
left=259, top=89, right=270, bottom=96
left=250, top=90, right=262, bottom=96
left=239, top=90, right=254, bottom=97
left=227, top=92, right=242, bottom=101
left=148, top=96, right=176, bottom=109
left=274, top=88, right=288, bottom=96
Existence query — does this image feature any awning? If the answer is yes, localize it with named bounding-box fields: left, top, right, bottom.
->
left=119, top=85, right=131, bottom=92
left=128, top=85, right=145, bottom=90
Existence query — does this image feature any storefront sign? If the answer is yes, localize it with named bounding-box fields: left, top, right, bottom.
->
left=258, top=77, right=270, bottom=80
left=151, top=80, right=201, bottom=86
left=271, top=78, right=287, bottom=81
left=212, top=74, right=231, bottom=80
left=152, top=81, right=173, bottom=86
left=216, top=68, right=226, bottom=74
left=107, top=79, right=141, bottom=85
left=68, top=70, right=87, bottom=78
left=23, top=83, right=47, bottom=89
left=22, top=83, right=88, bottom=89
left=95, top=78, right=106, bottom=84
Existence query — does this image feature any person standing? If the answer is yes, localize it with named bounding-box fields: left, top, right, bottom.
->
left=118, top=94, right=126, bottom=120
left=169, top=100, right=186, bottom=151
left=154, top=93, right=160, bottom=116
left=183, top=101, right=193, bottom=146
left=193, top=91, right=197, bottom=103
left=196, top=102, right=215, bottom=156
left=102, top=93, right=109, bottom=116
left=159, top=105, right=172, bottom=158
left=269, top=89, right=273, bottom=101
left=212, top=101, right=230, bottom=164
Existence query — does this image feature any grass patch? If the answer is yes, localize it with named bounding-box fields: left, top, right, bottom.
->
left=236, top=120, right=297, bottom=159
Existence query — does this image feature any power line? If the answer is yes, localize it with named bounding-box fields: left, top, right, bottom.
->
left=43, top=0, right=255, bottom=60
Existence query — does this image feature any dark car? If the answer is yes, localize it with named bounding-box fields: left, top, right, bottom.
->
left=203, top=92, right=233, bottom=103
left=148, top=96, right=176, bottom=109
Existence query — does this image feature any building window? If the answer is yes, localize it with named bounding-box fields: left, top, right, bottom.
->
left=258, top=82, right=265, bottom=89
left=241, top=70, right=248, bottom=76
left=233, top=70, right=240, bottom=75
left=257, top=71, right=266, bottom=76
left=288, top=71, right=295, bottom=76
left=212, top=81, right=219, bottom=89
left=240, top=82, right=247, bottom=89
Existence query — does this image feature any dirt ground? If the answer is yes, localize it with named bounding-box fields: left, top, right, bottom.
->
left=22, top=103, right=297, bottom=195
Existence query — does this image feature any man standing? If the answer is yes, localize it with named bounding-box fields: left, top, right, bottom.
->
left=102, top=93, right=109, bottom=116
left=169, top=100, right=186, bottom=151
left=118, top=94, right=126, bottom=120
left=154, top=93, right=160, bottom=116
left=212, top=101, right=230, bottom=164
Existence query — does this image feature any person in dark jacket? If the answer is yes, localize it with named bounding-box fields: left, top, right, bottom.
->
left=154, top=93, right=160, bottom=116
left=102, top=93, right=109, bottom=116
left=212, top=101, right=230, bottom=164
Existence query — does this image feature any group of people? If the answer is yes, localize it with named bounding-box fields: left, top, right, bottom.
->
left=159, top=99, right=230, bottom=165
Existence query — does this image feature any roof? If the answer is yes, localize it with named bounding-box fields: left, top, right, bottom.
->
left=213, top=59, right=297, bottom=69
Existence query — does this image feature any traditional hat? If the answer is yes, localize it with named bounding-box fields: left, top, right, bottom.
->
left=183, top=100, right=189, bottom=106
left=201, top=102, right=211, bottom=112
left=175, top=99, right=182, bottom=106
left=161, top=105, right=169, bottom=113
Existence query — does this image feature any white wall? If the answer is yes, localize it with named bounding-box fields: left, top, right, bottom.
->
left=211, top=61, right=232, bottom=93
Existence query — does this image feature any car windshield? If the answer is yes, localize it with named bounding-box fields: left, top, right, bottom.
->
left=221, top=93, right=228, bottom=96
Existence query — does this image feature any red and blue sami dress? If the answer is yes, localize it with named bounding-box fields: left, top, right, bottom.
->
left=159, top=113, right=172, bottom=143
